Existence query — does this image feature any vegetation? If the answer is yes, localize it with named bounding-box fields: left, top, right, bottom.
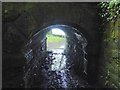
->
left=46, top=35, right=66, bottom=43
left=98, top=1, right=120, bottom=21
left=98, top=0, right=120, bottom=89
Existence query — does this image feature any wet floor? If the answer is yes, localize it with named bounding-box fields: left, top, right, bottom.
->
left=23, top=25, right=89, bottom=88
left=38, top=46, right=89, bottom=88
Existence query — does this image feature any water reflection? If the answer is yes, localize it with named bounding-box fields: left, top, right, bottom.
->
left=45, top=44, right=69, bottom=88
left=49, top=45, right=66, bottom=71
left=43, top=43, right=88, bottom=88
left=23, top=25, right=88, bottom=88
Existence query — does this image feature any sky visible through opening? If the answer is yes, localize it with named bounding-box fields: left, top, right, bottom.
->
left=52, top=28, right=66, bottom=36
left=46, top=28, right=66, bottom=51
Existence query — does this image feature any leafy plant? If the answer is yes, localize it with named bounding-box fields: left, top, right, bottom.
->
left=98, top=1, right=120, bottom=21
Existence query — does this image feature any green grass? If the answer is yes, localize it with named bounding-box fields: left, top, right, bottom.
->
left=47, top=35, right=65, bottom=43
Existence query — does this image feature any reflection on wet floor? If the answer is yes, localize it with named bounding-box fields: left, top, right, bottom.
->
left=24, top=45, right=89, bottom=88
left=41, top=46, right=88, bottom=88
left=50, top=49, right=66, bottom=71
left=47, top=47, right=68, bottom=88
left=24, top=25, right=89, bottom=88
left=46, top=69, right=80, bottom=88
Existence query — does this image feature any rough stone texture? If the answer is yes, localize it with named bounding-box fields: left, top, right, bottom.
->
left=2, top=2, right=104, bottom=88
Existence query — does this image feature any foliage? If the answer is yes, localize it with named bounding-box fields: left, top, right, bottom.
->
left=98, top=0, right=120, bottom=21
left=98, top=1, right=120, bottom=88
left=46, top=35, right=66, bottom=43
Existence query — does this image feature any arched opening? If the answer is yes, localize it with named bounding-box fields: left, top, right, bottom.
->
left=23, top=24, right=88, bottom=88
left=46, top=28, right=67, bottom=71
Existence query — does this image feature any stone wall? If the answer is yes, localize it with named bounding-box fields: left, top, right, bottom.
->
left=2, top=2, right=101, bottom=88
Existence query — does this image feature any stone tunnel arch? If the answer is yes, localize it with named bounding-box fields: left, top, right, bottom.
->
left=2, top=2, right=108, bottom=88
left=23, top=24, right=89, bottom=88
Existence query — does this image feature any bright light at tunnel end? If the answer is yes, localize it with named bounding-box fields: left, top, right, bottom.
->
left=51, top=28, right=66, bottom=36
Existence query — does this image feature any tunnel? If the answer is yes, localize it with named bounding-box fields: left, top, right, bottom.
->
left=23, top=24, right=88, bottom=88
left=2, top=2, right=119, bottom=89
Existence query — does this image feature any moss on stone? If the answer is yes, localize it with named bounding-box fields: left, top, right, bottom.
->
left=98, top=1, right=120, bottom=88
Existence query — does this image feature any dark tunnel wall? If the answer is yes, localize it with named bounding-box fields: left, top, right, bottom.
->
left=2, top=2, right=102, bottom=88
left=23, top=25, right=88, bottom=88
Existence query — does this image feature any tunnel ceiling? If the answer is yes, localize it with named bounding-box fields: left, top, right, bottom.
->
left=25, top=24, right=87, bottom=54
left=3, top=2, right=100, bottom=52
left=31, top=25, right=87, bottom=40
left=3, top=2, right=99, bottom=41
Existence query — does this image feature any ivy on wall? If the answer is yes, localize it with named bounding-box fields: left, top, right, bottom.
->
left=98, top=1, right=120, bottom=21
left=98, top=0, right=120, bottom=89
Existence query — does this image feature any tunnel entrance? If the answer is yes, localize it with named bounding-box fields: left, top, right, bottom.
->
left=23, top=24, right=88, bottom=88
left=46, top=28, right=67, bottom=71
left=46, top=28, right=67, bottom=51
